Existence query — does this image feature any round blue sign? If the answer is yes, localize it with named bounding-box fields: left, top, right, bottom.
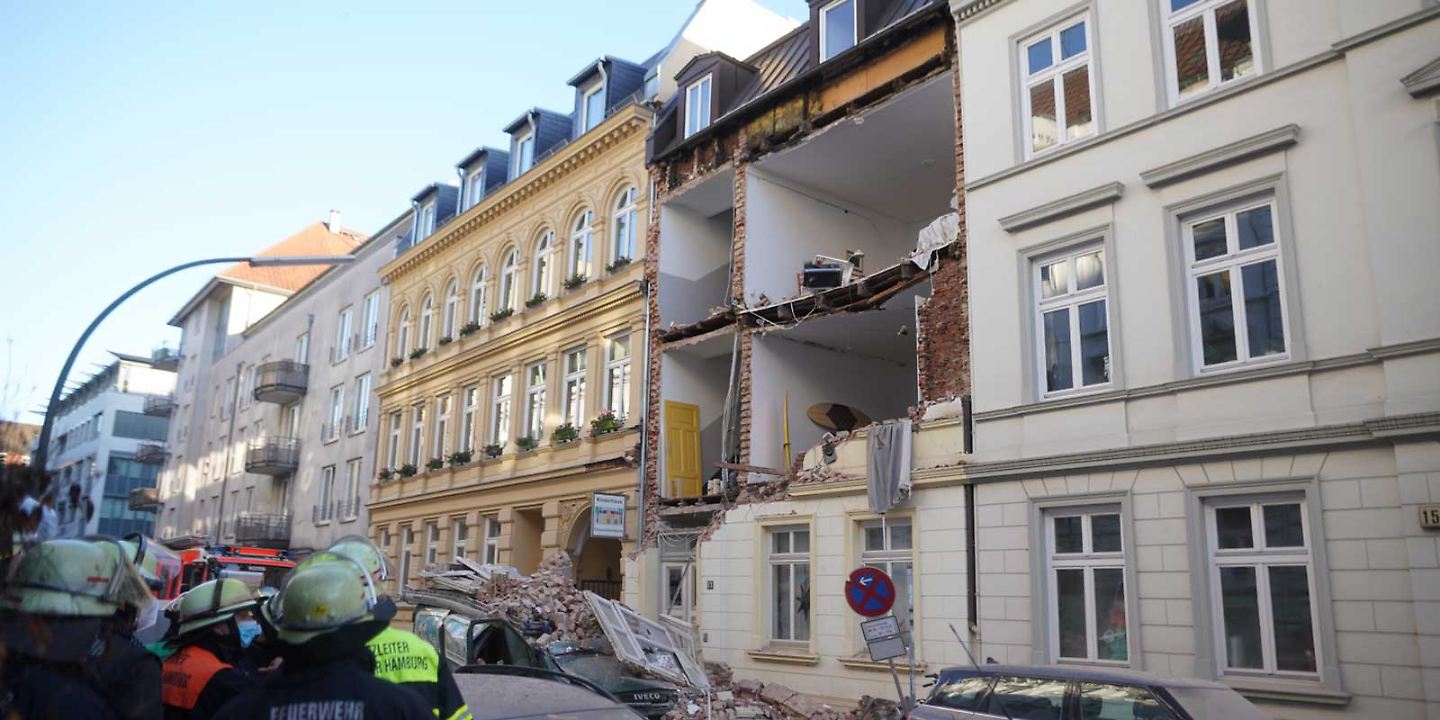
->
left=845, top=567, right=896, bottom=617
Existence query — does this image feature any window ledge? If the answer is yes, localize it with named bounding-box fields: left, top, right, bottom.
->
left=1225, top=678, right=1349, bottom=707
left=746, top=647, right=819, bottom=666
left=836, top=656, right=928, bottom=673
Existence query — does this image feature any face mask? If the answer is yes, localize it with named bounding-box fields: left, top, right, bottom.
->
left=237, top=620, right=262, bottom=648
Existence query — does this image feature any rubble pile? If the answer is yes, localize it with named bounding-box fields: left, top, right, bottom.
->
left=661, top=663, right=873, bottom=720
left=421, top=552, right=603, bottom=647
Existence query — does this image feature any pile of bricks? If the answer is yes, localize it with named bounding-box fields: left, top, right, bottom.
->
left=660, top=663, right=872, bottom=720
left=432, top=552, right=605, bottom=647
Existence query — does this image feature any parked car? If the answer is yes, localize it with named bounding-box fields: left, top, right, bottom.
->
left=454, top=665, right=643, bottom=720
left=407, top=589, right=680, bottom=718
left=913, top=664, right=1270, bottom=720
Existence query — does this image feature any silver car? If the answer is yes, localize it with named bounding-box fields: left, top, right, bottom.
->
left=912, top=664, right=1270, bottom=720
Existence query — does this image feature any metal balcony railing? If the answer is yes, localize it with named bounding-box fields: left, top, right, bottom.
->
left=313, top=497, right=362, bottom=523
left=244, top=437, right=300, bottom=476
left=254, top=360, right=309, bottom=404
left=234, top=512, right=291, bottom=547
left=134, top=443, right=169, bottom=464
left=142, top=394, right=176, bottom=416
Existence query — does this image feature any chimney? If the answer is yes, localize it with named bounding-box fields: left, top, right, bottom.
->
left=327, top=209, right=342, bottom=232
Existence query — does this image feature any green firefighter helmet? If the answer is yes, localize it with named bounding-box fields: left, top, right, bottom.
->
left=269, top=559, right=379, bottom=645
left=325, top=535, right=389, bottom=582
left=0, top=538, right=151, bottom=617
left=176, top=578, right=257, bottom=636
left=118, top=534, right=180, bottom=592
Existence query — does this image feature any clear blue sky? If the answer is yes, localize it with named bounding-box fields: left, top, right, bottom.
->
left=0, top=1, right=805, bottom=422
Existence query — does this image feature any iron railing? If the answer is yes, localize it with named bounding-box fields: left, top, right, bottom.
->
left=234, top=512, right=291, bottom=546
left=244, top=437, right=300, bottom=475
left=312, top=497, right=362, bottom=523
left=578, top=578, right=622, bottom=601
left=253, top=360, right=309, bottom=403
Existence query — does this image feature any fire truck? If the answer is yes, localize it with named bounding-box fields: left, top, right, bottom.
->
left=157, top=539, right=296, bottom=598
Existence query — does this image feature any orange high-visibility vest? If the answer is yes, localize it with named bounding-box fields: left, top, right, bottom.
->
left=160, top=645, right=231, bottom=711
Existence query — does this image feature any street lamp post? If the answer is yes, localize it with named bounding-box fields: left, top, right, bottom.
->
left=32, top=255, right=354, bottom=476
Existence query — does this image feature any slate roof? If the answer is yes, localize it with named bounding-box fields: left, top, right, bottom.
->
left=733, top=25, right=810, bottom=106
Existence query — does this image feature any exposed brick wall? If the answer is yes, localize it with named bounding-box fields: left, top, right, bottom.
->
left=917, top=28, right=970, bottom=404
left=641, top=165, right=667, bottom=545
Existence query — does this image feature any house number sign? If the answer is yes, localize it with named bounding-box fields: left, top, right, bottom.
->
left=1420, top=506, right=1440, bottom=529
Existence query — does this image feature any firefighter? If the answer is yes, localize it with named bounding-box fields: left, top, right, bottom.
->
left=214, top=558, right=433, bottom=719
left=0, top=538, right=154, bottom=719
left=321, top=535, right=471, bottom=720
left=160, top=578, right=259, bottom=719
left=84, top=536, right=165, bottom=720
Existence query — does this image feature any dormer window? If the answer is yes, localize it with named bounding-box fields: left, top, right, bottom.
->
left=513, top=131, right=535, bottom=176
left=465, top=168, right=484, bottom=209
left=820, top=0, right=857, bottom=61
left=684, top=75, right=713, bottom=138
left=581, top=82, right=606, bottom=133
left=418, top=202, right=437, bottom=239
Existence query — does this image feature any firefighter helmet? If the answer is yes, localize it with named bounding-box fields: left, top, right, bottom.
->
left=175, top=578, right=256, bottom=636
left=325, top=534, right=389, bottom=582
left=269, top=558, right=386, bottom=645
left=0, top=538, right=151, bottom=617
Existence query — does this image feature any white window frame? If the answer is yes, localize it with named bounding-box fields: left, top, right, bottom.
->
left=419, top=202, right=437, bottom=239
left=684, top=75, right=713, bottom=138
left=467, top=168, right=485, bottom=209
left=453, top=516, right=469, bottom=560
left=460, top=384, right=479, bottom=453
left=582, top=81, right=606, bottom=133
left=433, top=394, right=452, bottom=461
left=1034, top=244, right=1112, bottom=398
left=386, top=410, right=402, bottom=469
left=1161, top=0, right=1263, bottom=105
left=470, top=265, right=490, bottom=325
left=395, top=308, right=410, bottom=358
left=1019, top=14, right=1096, bottom=157
left=409, top=404, right=426, bottom=466
left=1044, top=506, right=1129, bottom=665
left=318, top=465, right=336, bottom=522
left=425, top=521, right=439, bottom=565
left=442, top=281, right=458, bottom=339
left=499, top=251, right=519, bottom=312
left=513, top=131, right=535, bottom=176
left=768, top=525, right=811, bottom=643
left=605, top=334, right=631, bottom=422
left=570, top=210, right=594, bottom=278
left=819, top=0, right=858, bottom=62
left=418, top=295, right=434, bottom=351
left=399, top=526, right=413, bottom=587
left=335, top=306, right=353, bottom=362
left=362, top=291, right=381, bottom=348
left=327, top=385, right=345, bottom=442
left=1183, top=198, right=1289, bottom=373
left=562, top=347, right=587, bottom=427
left=353, top=374, right=371, bottom=433
left=490, top=374, right=513, bottom=448
left=524, top=361, right=546, bottom=442
left=1205, top=494, right=1320, bottom=680
left=343, top=459, right=361, bottom=520
left=532, top=231, right=556, bottom=298
left=295, top=332, right=310, bottom=364
left=612, top=187, right=638, bottom=262
left=482, top=514, right=501, bottom=564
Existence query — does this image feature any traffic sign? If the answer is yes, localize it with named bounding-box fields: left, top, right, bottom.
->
left=860, top=615, right=907, bottom=662
left=845, top=567, right=896, bottom=617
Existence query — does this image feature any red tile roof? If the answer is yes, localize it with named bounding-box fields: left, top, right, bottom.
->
left=218, top=222, right=365, bottom=293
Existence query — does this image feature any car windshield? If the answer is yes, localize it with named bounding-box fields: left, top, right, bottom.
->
left=552, top=652, right=630, bottom=685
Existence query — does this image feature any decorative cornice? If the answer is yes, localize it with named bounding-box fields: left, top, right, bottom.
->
left=380, top=106, right=652, bottom=281
left=1401, top=56, right=1440, bottom=98
left=367, top=444, right=636, bottom=511
left=998, top=182, right=1124, bottom=232
left=1140, top=124, right=1300, bottom=188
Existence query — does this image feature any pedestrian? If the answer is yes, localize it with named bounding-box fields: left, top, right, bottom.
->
left=213, top=559, right=433, bottom=720
left=0, top=538, right=156, bottom=719
left=320, top=535, right=471, bottom=720
left=160, top=579, right=260, bottom=720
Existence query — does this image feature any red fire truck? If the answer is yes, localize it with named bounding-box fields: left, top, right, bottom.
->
left=171, top=544, right=296, bottom=596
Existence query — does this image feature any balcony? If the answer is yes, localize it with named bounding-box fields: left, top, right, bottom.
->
left=128, top=487, right=160, bottom=511
left=244, top=437, right=300, bottom=476
left=234, top=512, right=291, bottom=548
left=134, top=443, right=169, bottom=464
left=254, top=360, right=309, bottom=404
left=142, top=394, right=176, bottom=416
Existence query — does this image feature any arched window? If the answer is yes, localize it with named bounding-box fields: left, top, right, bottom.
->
left=418, top=295, right=434, bottom=350
left=499, top=250, right=518, bottom=312
left=395, top=307, right=411, bottom=357
left=612, top=186, right=638, bottom=262
left=470, top=265, right=490, bottom=325
left=569, top=209, right=594, bottom=280
left=532, top=230, right=555, bottom=298
left=442, top=281, right=458, bottom=339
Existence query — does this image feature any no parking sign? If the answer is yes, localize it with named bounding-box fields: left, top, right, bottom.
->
left=844, top=566, right=896, bottom=617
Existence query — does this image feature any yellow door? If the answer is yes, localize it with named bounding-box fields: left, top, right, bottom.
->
left=664, top=401, right=702, bottom=498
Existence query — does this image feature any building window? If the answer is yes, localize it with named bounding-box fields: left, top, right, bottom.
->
left=605, top=335, right=631, bottom=422
left=327, top=385, right=345, bottom=442
left=353, top=374, right=371, bottom=432
left=513, top=131, right=535, bottom=175
left=1184, top=199, right=1287, bottom=371
left=612, top=187, right=638, bottom=262
left=386, top=410, right=402, bottom=470
left=1035, top=246, right=1111, bottom=396
left=418, top=295, right=434, bottom=351
left=460, top=385, right=479, bottom=453
left=570, top=210, right=594, bottom=279
left=409, top=405, right=426, bottom=466
left=562, top=347, right=587, bottom=427
left=482, top=514, right=501, bottom=564
left=1207, top=495, right=1318, bottom=677
left=419, top=202, right=437, bottom=239
left=466, top=168, right=485, bottom=209
left=433, top=394, right=452, bottom=461
left=499, top=251, right=519, bottom=312
left=819, top=0, right=857, bottom=61
left=425, top=521, right=439, bottom=565
left=768, top=526, right=810, bottom=642
left=1046, top=507, right=1128, bottom=663
left=533, top=231, right=556, bottom=299
left=491, top=374, right=513, bottom=448
left=684, top=75, right=713, bottom=138
left=453, top=517, right=469, bottom=559
left=335, top=306, right=353, bottom=362
left=470, top=265, right=490, bottom=325
left=318, top=465, right=336, bottom=522
left=400, top=526, right=413, bottom=586
left=442, top=281, right=458, bottom=339
left=343, top=459, right=361, bottom=520
left=362, top=291, right=381, bottom=348
left=395, top=308, right=410, bottom=358
left=861, top=519, right=913, bottom=606
left=295, top=331, right=310, bottom=364
left=1163, top=0, right=1258, bottom=103
left=582, top=82, right=606, bottom=132
left=1021, top=15, right=1094, bottom=156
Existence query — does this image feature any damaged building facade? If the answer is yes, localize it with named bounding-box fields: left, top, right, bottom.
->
left=641, top=0, right=975, bottom=703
